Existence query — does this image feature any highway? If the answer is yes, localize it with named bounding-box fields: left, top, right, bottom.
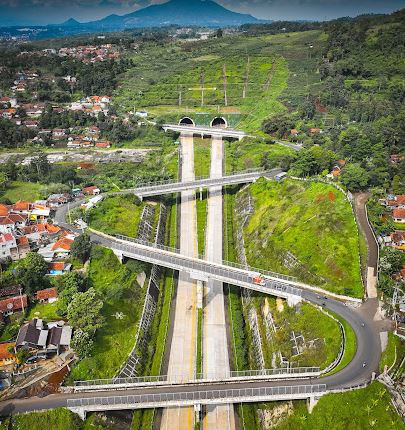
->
left=3, top=135, right=382, bottom=420
left=161, top=133, right=198, bottom=429
left=0, top=291, right=381, bottom=415
left=203, top=135, right=235, bottom=429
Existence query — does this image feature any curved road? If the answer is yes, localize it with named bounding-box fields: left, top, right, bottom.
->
left=0, top=186, right=383, bottom=417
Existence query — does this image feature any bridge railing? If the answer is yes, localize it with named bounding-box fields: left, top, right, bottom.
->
left=67, top=384, right=327, bottom=409
left=115, top=168, right=269, bottom=194
left=113, top=234, right=297, bottom=283
left=73, top=367, right=320, bottom=388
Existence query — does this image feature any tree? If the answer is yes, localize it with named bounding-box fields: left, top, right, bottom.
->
left=16, top=252, right=48, bottom=295
left=71, top=329, right=94, bottom=358
left=67, top=288, right=104, bottom=333
left=340, top=163, right=369, bottom=191
left=392, top=175, right=405, bottom=195
left=71, top=233, right=92, bottom=263
left=380, top=247, right=403, bottom=275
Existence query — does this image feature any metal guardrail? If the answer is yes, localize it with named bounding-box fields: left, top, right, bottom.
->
left=119, top=169, right=266, bottom=192
left=113, top=234, right=297, bottom=283
left=68, top=384, right=327, bottom=409
left=74, top=367, right=320, bottom=387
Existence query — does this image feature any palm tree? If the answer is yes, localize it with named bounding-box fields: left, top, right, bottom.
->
left=365, top=404, right=372, bottom=416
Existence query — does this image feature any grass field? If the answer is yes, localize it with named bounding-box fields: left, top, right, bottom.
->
left=1, top=181, right=42, bottom=203
left=68, top=246, right=147, bottom=381
left=225, top=138, right=295, bottom=174
left=27, top=302, right=62, bottom=321
left=241, top=178, right=363, bottom=297
left=12, top=409, right=82, bottom=430
left=88, top=195, right=152, bottom=238
left=260, top=382, right=403, bottom=430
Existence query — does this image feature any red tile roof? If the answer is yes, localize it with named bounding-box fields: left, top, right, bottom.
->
left=12, top=201, right=31, bottom=211
left=17, top=236, right=29, bottom=246
left=0, top=233, right=15, bottom=243
left=393, top=208, right=405, bottom=220
left=0, top=342, right=16, bottom=361
left=48, top=261, right=66, bottom=271
left=0, top=217, right=14, bottom=226
left=51, top=237, right=74, bottom=251
left=21, top=224, right=47, bottom=234
left=82, top=185, right=98, bottom=194
left=36, top=287, right=58, bottom=301
left=0, top=205, right=9, bottom=216
left=45, top=224, right=61, bottom=234
left=0, top=295, right=27, bottom=313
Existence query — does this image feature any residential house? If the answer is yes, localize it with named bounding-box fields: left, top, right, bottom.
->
left=95, top=141, right=111, bottom=148
left=16, top=236, right=30, bottom=258
left=16, top=319, right=72, bottom=355
left=0, top=295, right=27, bottom=316
left=47, top=261, right=71, bottom=276
left=309, top=128, right=323, bottom=134
left=30, top=207, right=51, bottom=223
left=391, top=231, right=405, bottom=249
left=52, top=129, right=66, bottom=138
left=0, top=285, right=22, bottom=298
left=0, top=233, right=17, bottom=259
left=393, top=208, right=405, bottom=224
left=82, top=186, right=100, bottom=195
left=51, top=237, right=74, bottom=258
left=10, top=201, right=31, bottom=215
left=47, top=194, right=70, bottom=208
left=0, top=342, right=17, bottom=367
left=387, top=195, right=405, bottom=209
left=36, top=287, right=58, bottom=303
left=24, top=120, right=39, bottom=128
left=0, top=217, right=16, bottom=234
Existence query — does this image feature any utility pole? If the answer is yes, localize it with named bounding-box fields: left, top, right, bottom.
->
left=223, top=63, right=228, bottom=107
left=243, top=56, right=250, bottom=99
left=19, top=287, right=25, bottom=314
left=200, top=70, right=205, bottom=107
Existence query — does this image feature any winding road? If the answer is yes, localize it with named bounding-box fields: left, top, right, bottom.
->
left=0, top=179, right=384, bottom=418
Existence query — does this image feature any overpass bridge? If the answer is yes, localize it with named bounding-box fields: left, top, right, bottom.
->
left=67, top=384, right=327, bottom=419
left=115, top=169, right=281, bottom=199
left=162, top=124, right=247, bottom=140
left=93, top=232, right=303, bottom=302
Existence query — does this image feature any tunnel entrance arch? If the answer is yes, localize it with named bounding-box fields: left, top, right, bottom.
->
left=179, top=117, right=195, bottom=126
left=210, top=117, right=227, bottom=128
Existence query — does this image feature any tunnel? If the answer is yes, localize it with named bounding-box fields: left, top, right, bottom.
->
left=179, top=117, right=195, bottom=126
left=210, top=117, right=227, bottom=128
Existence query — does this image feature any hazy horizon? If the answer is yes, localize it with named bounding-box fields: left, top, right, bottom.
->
left=0, top=0, right=403, bottom=27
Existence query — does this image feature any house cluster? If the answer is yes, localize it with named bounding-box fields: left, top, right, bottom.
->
left=379, top=195, right=405, bottom=250
left=0, top=286, right=72, bottom=368
left=289, top=127, right=323, bottom=138
left=67, top=125, right=112, bottom=149
left=69, top=95, right=112, bottom=117
left=45, top=44, right=121, bottom=63
left=0, top=195, right=77, bottom=262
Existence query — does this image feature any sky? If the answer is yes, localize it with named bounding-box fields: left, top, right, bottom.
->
left=0, top=0, right=403, bottom=26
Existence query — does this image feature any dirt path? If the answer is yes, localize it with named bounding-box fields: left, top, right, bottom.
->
left=353, top=193, right=379, bottom=298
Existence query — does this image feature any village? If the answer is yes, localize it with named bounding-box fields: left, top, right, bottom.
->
left=0, top=184, right=103, bottom=394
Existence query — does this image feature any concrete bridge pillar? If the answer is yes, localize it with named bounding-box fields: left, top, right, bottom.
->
left=307, top=396, right=319, bottom=414
left=287, top=295, right=302, bottom=307
left=112, top=249, right=124, bottom=263
left=68, top=407, right=87, bottom=421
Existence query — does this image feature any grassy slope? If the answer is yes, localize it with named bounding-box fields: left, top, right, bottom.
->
left=380, top=332, right=405, bottom=374
left=1, top=181, right=42, bottom=203
left=225, top=139, right=295, bottom=174
left=264, top=382, right=403, bottom=430
left=68, top=247, right=146, bottom=381
left=255, top=298, right=341, bottom=369
left=243, top=179, right=363, bottom=297
left=88, top=195, right=146, bottom=237
left=116, top=31, right=325, bottom=132
left=12, top=409, right=82, bottom=430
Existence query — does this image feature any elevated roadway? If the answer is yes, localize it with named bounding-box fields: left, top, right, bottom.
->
left=117, top=169, right=282, bottom=199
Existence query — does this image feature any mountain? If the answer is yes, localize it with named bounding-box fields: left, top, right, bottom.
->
left=60, top=18, right=81, bottom=28
left=67, top=0, right=265, bottom=31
